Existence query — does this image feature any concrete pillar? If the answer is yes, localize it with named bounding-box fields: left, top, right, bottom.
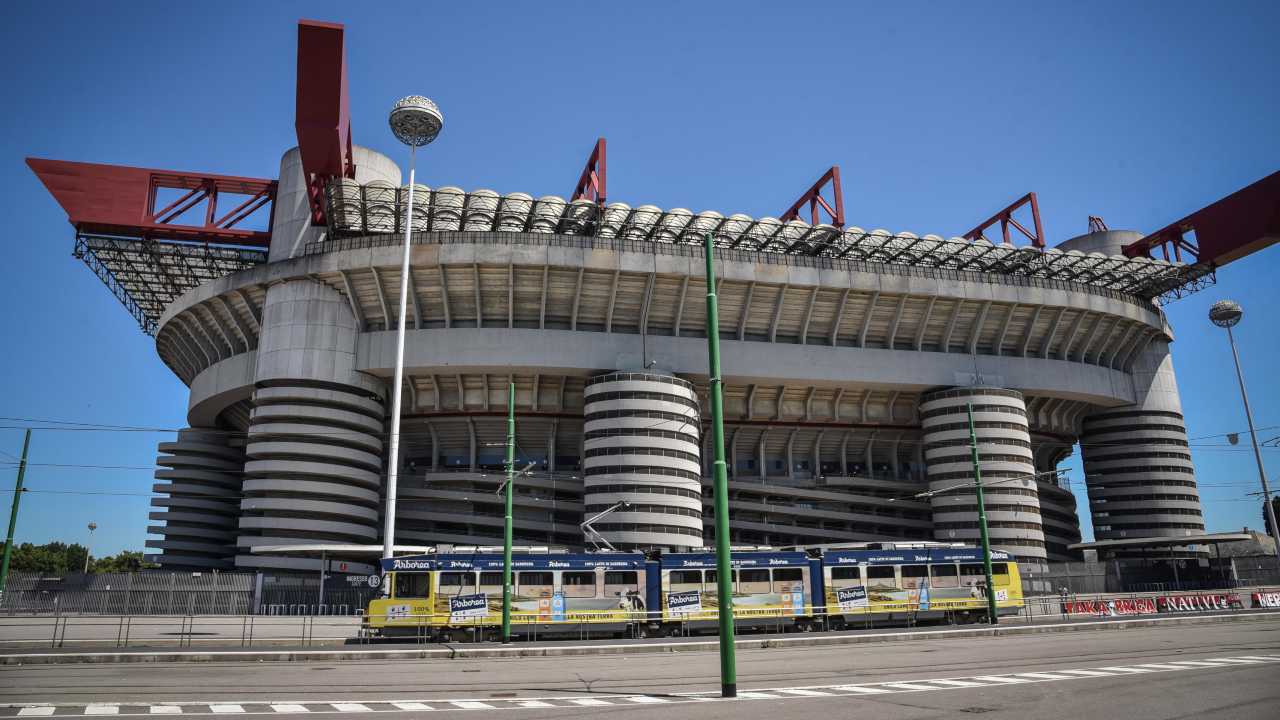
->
left=920, top=386, right=1048, bottom=575
left=581, top=370, right=703, bottom=550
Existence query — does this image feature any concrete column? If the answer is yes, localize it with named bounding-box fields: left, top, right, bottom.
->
left=581, top=370, right=703, bottom=550
left=920, top=387, right=1048, bottom=575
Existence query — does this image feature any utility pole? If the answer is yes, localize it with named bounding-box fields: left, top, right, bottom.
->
left=703, top=233, right=737, bottom=698
left=502, top=381, right=515, bottom=643
left=966, top=403, right=999, bottom=625
left=1, top=430, right=32, bottom=595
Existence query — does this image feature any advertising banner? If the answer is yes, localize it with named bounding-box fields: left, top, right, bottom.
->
left=448, top=593, right=489, bottom=622
left=668, top=590, right=702, bottom=615
left=1252, top=591, right=1280, bottom=609
left=1155, top=593, right=1242, bottom=612
left=835, top=586, right=869, bottom=610
left=1061, top=598, right=1157, bottom=617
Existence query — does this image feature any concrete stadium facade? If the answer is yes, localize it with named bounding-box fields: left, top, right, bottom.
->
left=145, top=145, right=1205, bottom=587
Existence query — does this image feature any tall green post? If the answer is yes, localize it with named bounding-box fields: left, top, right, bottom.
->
left=502, top=382, right=516, bottom=643
left=703, top=233, right=737, bottom=698
left=966, top=403, right=999, bottom=625
left=1, top=429, right=32, bottom=596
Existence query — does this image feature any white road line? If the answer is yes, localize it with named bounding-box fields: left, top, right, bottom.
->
left=1208, top=658, right=1267, bottom=664
left=775, top=689, right=835, bottom=696
left=328, top=704, right=370, bottom=713
left=567, top=699, right=612, bottom=707
left=148, top=708, right=183, bottom=715
left=1056, top=669, right=1117, bottom=677
left=622, top=697, right=668, bottom=704
left=928, top=679, right=991, bottom=687
left=208, top=705, right=244, bottom=714
left=16, top=709, right=55, bottom=717
left=1132, top=663, right=1189, bottom=671
left=970, top=675, right=1032, bottom=683
left=880, top=682, right=944, bottom=691
left=513, top=701, right=554, bottom=708
left=736, top=692, right=783, bottom=699
left=269, top=705, right=310, bottom=713
left=1166, top=660, right=1232, bottom=667
left=1097, top=667, right=1156, bottom=673
left=1014, top=673, right=1078, bottom=680
left=389, top=703, right=433, bottom=711
left=450, top=702, right=495, bottom=710
left=1233, top=656, right=1280, bottom=661
left=833, top=686, right=895, bottom=694
left=85, top=707, right=120, bottom=716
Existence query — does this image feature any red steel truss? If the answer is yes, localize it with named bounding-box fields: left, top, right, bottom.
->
left=1122, top=171, right=1280, bottom=266
left=1088, top=215, right=1109, bottom=233
left=26, top=158, right=275, bottom=247
left=296, top=19, right=356, bottom=225
left=963, top=192, right=1046, bottom=248
left=780, top=166, right=844, bottom=228
left=570, top=137, right=607, bottom=206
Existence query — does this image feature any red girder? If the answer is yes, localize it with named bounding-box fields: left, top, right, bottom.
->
left=1122, top=171, right=1280, bottom=267
left=27, top=158, right=275, bottom=247
left=780, top=166, right=844, bottom=228
left=1088, top=215, right=1109, bottom=233
left=296, top=19, right=355, bottom=225
left=570, top=138, right=607, bottom=206
left=963, top=192, right=1046, bottom=248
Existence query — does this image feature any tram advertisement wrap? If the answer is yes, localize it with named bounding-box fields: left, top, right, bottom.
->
left=668, top=591, right=702, bottom=616
left=1061, top=598, right=1157, bottom=616
left=825, top=582, right=1000, bottom=614
left=663, top=589, right=808, bottom=620
left=431, top=592, right=646, bottom=625
left=449, top=594, right=489, bottom=622
left=836, top=586, right=868, bottom=610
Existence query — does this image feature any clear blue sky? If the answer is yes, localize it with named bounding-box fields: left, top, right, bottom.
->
left=2, top=1, right=1278, bottom=556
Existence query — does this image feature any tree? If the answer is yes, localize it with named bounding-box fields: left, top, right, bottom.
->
left=90, top=551, right=156, bottom=573
left=0, top=543, right=155, bottom=575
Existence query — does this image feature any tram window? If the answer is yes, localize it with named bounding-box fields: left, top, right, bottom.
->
left=901, top=565, right=928, bottom=589
left=670, top=570, right=702, bottom=592
left=562, top=572, right=597, bottom=598
left=604, top=571, right=639, bottom=597
left=960, top=564, right=986, bottom=587
left=866, top=566, right=896, bottom=584
left=517, top=571, right=554, bottom=597
left=438, top=572, right=474, bottom=596
left=830, top=566, right=861, bottom=583
left=394, top=573, right=430, bottom=599
left=478, top=572, right=504, bottom=594
left=929, top=564, right=959, bottom=588
left=739, top=569, right=771, bottom=595
left=990, top=563, right=1009, bottom=578
left=772, top=568, right=803, bottom=593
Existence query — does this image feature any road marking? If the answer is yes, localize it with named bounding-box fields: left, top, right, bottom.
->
left=971, top=675, right=1031, bottom=683
left=622, top=697, right=668, bottom=704
left=450, top=702, right=495, bottom=710
left=328, top=704, right=370, bottom=713
left=389, top=703, right=433, bottom=711
left=1014, top=672, right=1078, bottom=680
left=1055, top=669, right=1116, bottom=677
left=1097, top=667, right=1156, bottom=673
left=776, top=689, right=835, bottom=696
left=84, top=707, right=119, bottom=716
left=1166, top=660, right=1231, bottom=667
left=736, top=692, right=783, bottom=699
left=513, top=701, right=553, bottom=708
left=147, top=708, right=182, bottom=715
left=1205, top=658, right=1266, bottom=664
left=1132, top=663, right=1189, bottom=671
left=207, top=706, right=243, bottom=715
left=880, top=682, right=944, bottom=691
left=269, top=706, right=309, bottom=713
left=927, top=679, right=991, bottom=687
left=834, top=686, right=895, bottom=694
left=567, top=699, right=612, bottom=707
left=16, top=709, right=55, bottom=717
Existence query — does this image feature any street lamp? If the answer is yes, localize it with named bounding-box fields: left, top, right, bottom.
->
left=84, top=521, right=97, bottom=574
left=382, top=96, right=443, bottom=567
left=1209, top=300, right=1280, bottom=561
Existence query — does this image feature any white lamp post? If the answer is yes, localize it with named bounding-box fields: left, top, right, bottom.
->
left=1209, top=300, right=1280, bottom=561
left=383, top=96, right=443, bottom=565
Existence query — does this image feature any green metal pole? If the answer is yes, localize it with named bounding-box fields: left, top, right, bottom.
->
left=502, top=382, right=515, bottom=643
left=704, top=233, right=737, bottom=698
left=1, top=429, right=32, bottom=596
left=966, top=403, right=999, bottom=625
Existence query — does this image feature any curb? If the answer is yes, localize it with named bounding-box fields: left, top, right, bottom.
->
left=1, top=611, right=1275, bottom=665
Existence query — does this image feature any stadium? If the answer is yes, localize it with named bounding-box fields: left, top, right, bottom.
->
left=28, top=20, right=1277, bottom=594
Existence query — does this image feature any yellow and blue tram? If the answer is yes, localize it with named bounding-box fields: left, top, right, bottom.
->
left=364, top=545, right=1024, bottom=638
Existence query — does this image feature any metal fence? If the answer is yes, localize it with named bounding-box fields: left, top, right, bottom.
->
left=0, top=571, right=254, bottom=615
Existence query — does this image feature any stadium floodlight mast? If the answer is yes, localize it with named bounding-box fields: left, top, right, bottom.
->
left=382, top=96, right=444, bottom=569
left=1209, top=300, right=1280, bottom=561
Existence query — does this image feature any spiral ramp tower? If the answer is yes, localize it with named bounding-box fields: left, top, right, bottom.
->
left=582, top=371, right=703, bottom=550
left=920, top=387, right=1049, bottom=584
left=147, top=428, right=245, bottom=570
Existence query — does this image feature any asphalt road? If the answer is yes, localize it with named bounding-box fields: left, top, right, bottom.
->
left=1, top=617, right=1277, bottom=719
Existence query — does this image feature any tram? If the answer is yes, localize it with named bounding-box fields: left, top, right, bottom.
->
left=364, top=543, right=1025, bottom=639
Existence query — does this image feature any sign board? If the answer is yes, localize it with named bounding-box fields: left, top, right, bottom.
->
left=448, top=594, right=489, bottom=622
left=668, top=591, right=702, bottom=615
left=835, top=586, right=868, bottom=611
left=1252, top=591, right=1280, bottom=609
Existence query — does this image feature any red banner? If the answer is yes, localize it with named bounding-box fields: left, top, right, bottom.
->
left=1155, top=593, right=1242, bottom=612
left=1252, top=592, right=1280, bottom=609
left=1061, top=598, right=1157, bottom=616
